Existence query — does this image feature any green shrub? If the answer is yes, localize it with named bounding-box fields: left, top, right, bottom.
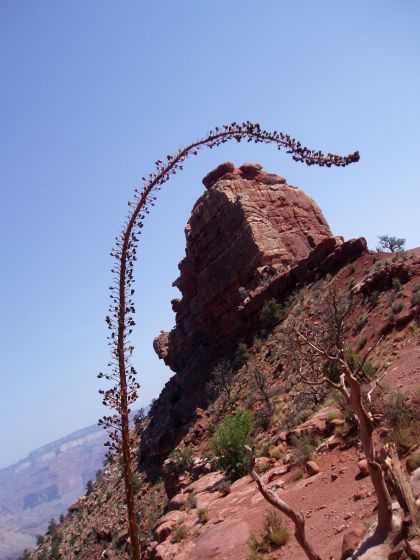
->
left=253, top=337, right=263, bottom=351
left=368, top=290, right=380, bottom=307
left=235, top=342, right=251, bottom=368
left=36, top=534, right=44, bottom=546
left=326, top=410, right=342, bottom=422
left=387, top=391, right=415, bottom=427
left=355, top=315, right=368, bottom=333
left=346, top=348, right=377, bottom=381
left=181, top=492, right=197, bottom=511
left=357, top=336, right=367, bottom=351
left=263, top=510, right=289, bottom=547
left=411, top=291, right=420, bottom=306
left=293, top=467, right=305, bottom=480
left=392, top=277, right=402, bottom=291
left=197, top=507, right=209, bottom=523
left=391, top=300, right=403, bottom=314
left=259, top=298, right=284, bottom=338
left=270, top=448, right=281, bottom=460
left=210, top=409, right=254, bottom=480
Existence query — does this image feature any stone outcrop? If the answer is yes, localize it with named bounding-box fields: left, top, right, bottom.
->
left=145, top=163, right=367, bottom=459
left=154, top=162, right=332, bottom=374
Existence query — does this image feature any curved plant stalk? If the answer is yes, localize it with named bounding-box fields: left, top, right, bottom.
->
left=98, top=122, right=359, bottom=560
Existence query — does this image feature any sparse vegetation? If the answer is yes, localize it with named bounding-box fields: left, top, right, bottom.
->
left=355, top=315, right=368, bottom=333
left=290, top=433, right=317, bottom=464
left=163, top=446, right=193, bottom=476
left=391, top=300, right=403, bottom=314
left=171, top=518, right=189, bottom=543
left=217, top=479, right=232, bottom=496
left=181, top=492, right=197, bottom=511
left=259, top=298, right=284, bottom=338
left=368, top=290, right=380, bottom=307
left=392, top=277, right=402, bottom=291
left=197, top=507, right=209, bottom=523
left=235, top=342, right=251, bottom=368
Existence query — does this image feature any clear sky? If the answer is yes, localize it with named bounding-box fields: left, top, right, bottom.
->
left=0, top=1, right=419, bottom=468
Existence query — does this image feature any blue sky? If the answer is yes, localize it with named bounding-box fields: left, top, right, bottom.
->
left=0, top=1, right=419, bottom=468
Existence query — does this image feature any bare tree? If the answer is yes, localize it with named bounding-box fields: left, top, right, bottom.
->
left=98, top=123, right=359, bottom=559
left=376, top=234, right=406, bottom=253
left=246, top=446, right=322, bottom=560
left=207, top=359, right=235, bottom=404
left=284, top=284, right=394, bottom=545
left=248, top=365, right=275, bottom=416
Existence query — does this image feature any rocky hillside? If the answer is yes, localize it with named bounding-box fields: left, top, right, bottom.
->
left=27, top=164, right=420, bottom=560
left=0, top=424, right=107, bottom=560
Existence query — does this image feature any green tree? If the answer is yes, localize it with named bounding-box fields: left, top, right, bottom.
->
left=210, top=409, right=254, bottom=480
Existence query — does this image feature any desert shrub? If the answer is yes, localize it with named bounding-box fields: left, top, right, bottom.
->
left=235, top=342, right=251, bottom=368
left=217, top=479, right=232, bottom=496
left=247, top=511, right=289, bottom=558
left=346, top=348, right=378, bottom=381
left=197, top=507, right=209, bottom=523
left=259, top=298, right=284, bottom=338
left=211, top=409, right=254, bottom=480
left=368, top=290, right=380, bottom=307
left=270, top=448, right=281, bottom=459
left=181, top=492, right=197, bottom=512
left=392, top=277, right=402, bottom=291
left=253, top=337, right=263, bottom=351
left=255, top=409, right=272, bottom=431
left=132, top=472, right=141, bottom=493
left=355, top=315, right=368, bottom=333
left=326, top=410, right=342, bottom=422
left=260, top=443, right=270, bottom=457
left=290, top=433, right=316, bottom=464
left=407, top=451, right=420, bottom=472
left=386, top=391, right=420, bottom=453
left=294, top=467, right=305, bottom=480
left=171, top=519, right=189, bottom=543
left=36, top=535, right=44, bottom=546
left=387, top=391, right=415, bottom=428
left=86, top=479, right=94, bottom=495
left=163, top=446, right=193, bottom=476
left=244, top=394, right=256, bottom=409
left=357, top=336, right=367, bottom=351
left=391, top=300, right=403, bottom=314
left=411, top=291, right=420, bottom=306
left=19, top=551, right=31, bottom=560
left=263, top=510, right=290, bottom=547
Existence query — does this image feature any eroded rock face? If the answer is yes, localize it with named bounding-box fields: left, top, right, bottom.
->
left=144, top=163, right=366, bottom=459
left=154, top=163, right=331, bottom=374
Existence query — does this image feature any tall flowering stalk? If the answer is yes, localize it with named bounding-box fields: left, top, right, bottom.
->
left=98, top=122, right=359, bottom=559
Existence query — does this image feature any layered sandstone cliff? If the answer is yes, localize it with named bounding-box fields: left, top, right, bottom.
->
left=145, top=163, right=366, bottom=458
left=154, top=162, right=332, bottom=374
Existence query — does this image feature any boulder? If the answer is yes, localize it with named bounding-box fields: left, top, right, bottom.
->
left=305, top=461, right=320, bottom=476
left=341, top=524, right=367, bottom=559
left=357, top=459, right=370, bottom=478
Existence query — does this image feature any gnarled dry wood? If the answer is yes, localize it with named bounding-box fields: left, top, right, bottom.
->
left=247, top=447, right=322, bottom=560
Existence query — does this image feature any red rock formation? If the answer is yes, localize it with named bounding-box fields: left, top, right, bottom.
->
left=146, top=163, right=367, bottom=458
left=154, top=163, right=332, bottom=374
